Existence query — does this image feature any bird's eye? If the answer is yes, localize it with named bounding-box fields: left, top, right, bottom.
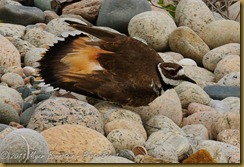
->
left=168, top=69, right=178, bottom=76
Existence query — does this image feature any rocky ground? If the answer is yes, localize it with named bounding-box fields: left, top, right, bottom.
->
left=0, top=0, right=241, bottom=164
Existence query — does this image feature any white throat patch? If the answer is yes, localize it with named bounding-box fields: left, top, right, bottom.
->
left=157, top=63, right=184, bottom=86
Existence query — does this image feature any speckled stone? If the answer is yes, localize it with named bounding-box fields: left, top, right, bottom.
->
left=0, top=34, right=21, bottom=67
left=212, top=112, right=240, bottom=139
left=197, top=140, right=240, bottom=163
left=222, top=97, right=240, bottom=113
left=183, top=66, right=214, bottom=87
left=1, top=72, right=24, bottom=88
left=24, top=47, right=46, bottom=67
left=169, top=26, right=209, bottom=65
left=128, top=11, right=177, bottom=51
left=0, top=23, right=25, bottom=37
left=6, top=36, right=35, bottom=58
left=214, top=55, right=240, bottom=81
left=145, top=130, right=191, bottom=161
left=187, top=102, right=216, bottom=116
left=175, top=0, right=214, bottom=34
left=95, top=102, right=142, bottom=124
left=204, top=85, right=240, bottom=100
left=208, top=100, right=230, bottom=113
left=145, top=142, right=178, bottom=163
left=127, top=89, right=182, bottom=125
left=217, top=72, right=240, bottom=87
left=0, top=85, right=23, bottom=104
left=174, top=82, right=211, bottom=108
left=104, top=119, right=147, bottom=140
left=41, top=124, right=115, bottom=163
left=107, top=129, right=145, bottom=152
left=199, top=20, right=240, bottom=49
left=182, top=124, right=209, bottom=140
left=23, top=28, right=57, bottom=48
left=182, top=111, right=223, bottom=139
left=27, top=97, right=104, bottom=134
left=217, top=129, right=240, bottom=148
left=202, top=43, right=240, bottom=71
left=90, top=156, right=134, bottom=163
left=145, top=114, right=185, bottom=137
left=62, top=0, right=102, bottom=22
left=0, top=128, right=49, bottom=163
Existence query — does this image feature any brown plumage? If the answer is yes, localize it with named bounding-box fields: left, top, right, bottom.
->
left=39, top=20, right=195, bottom=107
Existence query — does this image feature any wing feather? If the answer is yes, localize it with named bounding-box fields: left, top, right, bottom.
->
left=39, top=23, right=163, bottom=106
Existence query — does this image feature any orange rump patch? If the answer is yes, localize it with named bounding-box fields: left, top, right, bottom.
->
left=60, top=37, right=112, bottom=75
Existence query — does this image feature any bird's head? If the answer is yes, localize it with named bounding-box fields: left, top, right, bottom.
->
left=157, top=62, right=196, bottom=87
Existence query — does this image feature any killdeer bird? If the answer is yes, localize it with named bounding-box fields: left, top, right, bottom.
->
left=39, top=20, right=195, bottom=107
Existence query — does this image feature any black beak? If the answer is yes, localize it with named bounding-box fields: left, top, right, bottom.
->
left=183, top=75, right=196, bottom=84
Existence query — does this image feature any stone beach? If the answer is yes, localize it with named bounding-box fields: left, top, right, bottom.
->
left=0, top=0, right=241, bottom=164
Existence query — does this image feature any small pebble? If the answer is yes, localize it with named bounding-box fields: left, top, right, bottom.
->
left=117, top=149, right=135, bottom=161
left=17, top=86, right=33, bottom=99
left=23, top=66, right=36, bottom=76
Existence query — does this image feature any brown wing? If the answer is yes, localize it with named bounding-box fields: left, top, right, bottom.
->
left=39, top=24, right=164, bottom=106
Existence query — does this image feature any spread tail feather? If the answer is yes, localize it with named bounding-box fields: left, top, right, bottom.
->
left=65, top=20, right=123, bottom=41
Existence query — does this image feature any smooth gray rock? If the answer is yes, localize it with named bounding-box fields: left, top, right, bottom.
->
left=0, top=4, right=44, bottom=25
left=96, top=0, right=151, bottom=34
left=204, top=85, right=240, bottom=100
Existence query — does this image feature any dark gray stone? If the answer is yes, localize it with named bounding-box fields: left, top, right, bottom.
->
left=96, top=0, right=151, bottom=34
left=0, top=102, right=20, bottom=124
left=20, top=105, right=37, bottom=127
left=17, top=86, right=32, bottom=99
left=204, top=85, right=240, bottom=100
left=0, top=4, right=45, bottom=25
